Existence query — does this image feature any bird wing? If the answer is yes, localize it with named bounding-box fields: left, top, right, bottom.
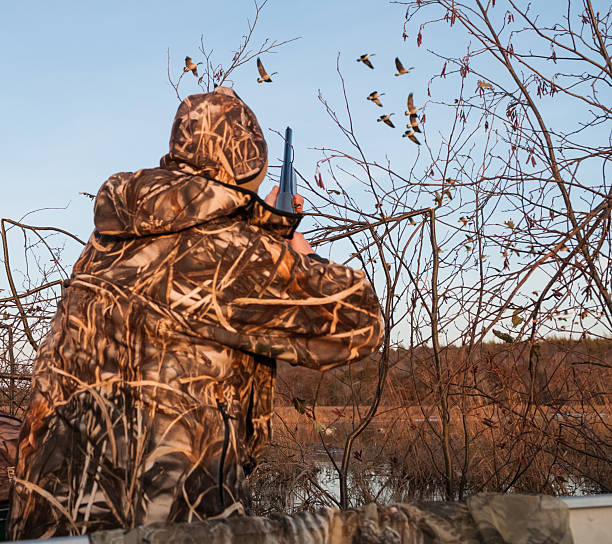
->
left=192, top=66, right=199, bottom=77
left=395, top=57, right=405, bottom=72
left=185, top=56, right=192, bottom=66
left=384, top=118, right=395, bottom=128
left=373, top=97, right=382, bottom=107
left=409, top=113, right=421, bottom=132
left=363, top=58, right=374, bottom=69
left=409, top=133, right=421, bottom=145
left=407, top=93, right=417, bottom=114
left=257, top=57, right=267, bottom=77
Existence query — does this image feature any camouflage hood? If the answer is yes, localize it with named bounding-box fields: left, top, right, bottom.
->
left=94, top=87, right=271, bottom=238
left=160, top=87, right=267, bottom=184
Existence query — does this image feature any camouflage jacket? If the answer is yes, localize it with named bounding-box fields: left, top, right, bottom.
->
left=9, top=89, right=383, bottom=539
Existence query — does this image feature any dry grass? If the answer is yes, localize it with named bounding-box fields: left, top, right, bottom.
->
left=249, top=340, right=612, bottom=513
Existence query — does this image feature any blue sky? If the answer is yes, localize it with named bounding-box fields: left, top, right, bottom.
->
left=2, top=1, right=609, bottom=343
left=2, top=0, right=604, bottom=239
left=0, top=1, right=465, bottom=346
left=1, top=1, right=439, bottom=242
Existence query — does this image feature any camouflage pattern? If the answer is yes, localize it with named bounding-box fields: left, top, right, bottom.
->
left=0, top=413, right=20, bottom=504
left=162, top=86, right=268, bottom=185
left=88, top=494, right=573, bottom=544
left=8, top=88, right=383, bottom=539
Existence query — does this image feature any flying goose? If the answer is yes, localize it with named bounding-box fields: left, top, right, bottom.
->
left=402, top=129, right=421, bottom=145
left=394, top=57, right=414, bottom=76
left=406, top=118, right=421, bottom=133
left=184, top=56, right=201, bottom=77
left=367, top=91, right=385, bottom=107
left=377, top=113, right=395, bottom=128
left=357, top=53, right=375, bottom=69
left=405, top=92, right=421, bottom=133
left=257, top=57, right=277, bottom=83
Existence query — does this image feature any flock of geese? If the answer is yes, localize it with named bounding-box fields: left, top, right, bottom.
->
left=183, top=53, right=422, bottom=145
left=358, top=54, right=422, bottom=145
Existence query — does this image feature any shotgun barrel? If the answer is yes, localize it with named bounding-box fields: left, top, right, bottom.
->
left=275, top=126, right=297, bottom=213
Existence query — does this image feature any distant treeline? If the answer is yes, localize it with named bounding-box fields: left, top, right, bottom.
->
left=277, top=337, right=611, bottom=407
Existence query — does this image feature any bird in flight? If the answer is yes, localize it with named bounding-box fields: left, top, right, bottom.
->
left=357, top=53, right=375, bottom=69
left=377, top=113, right=395, bottom=128
left=402, top=129, right=421, bottom=145
left=477, top=80, right=493, bottom=90
left=256, top=57, right=277, bottom=83
left=184, top=56, right=201, bottom=77
left=394, top=57, right=414, bottom=76
left=406, top=117, right=421, bottom=133
left=405, top=93, right=421, bottom=133
left=367, top=91, right=385, bottom=107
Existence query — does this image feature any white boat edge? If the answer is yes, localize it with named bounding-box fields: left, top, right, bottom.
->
left=560, top=494, right=612, bottom=543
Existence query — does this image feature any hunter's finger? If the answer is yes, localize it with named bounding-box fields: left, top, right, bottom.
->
left=293, top=194, right=304, bottom=212
left=264, top=186, right=279, bottom=206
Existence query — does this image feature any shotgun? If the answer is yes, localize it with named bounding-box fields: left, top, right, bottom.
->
left=275, top=127, right=297, bottom=213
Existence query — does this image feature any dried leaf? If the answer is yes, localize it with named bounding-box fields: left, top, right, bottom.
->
left=315, top=171, right=325, bottom=189
left=511, top=309, right=524, bottom=328
left=292, top=397, right=306, bottom=415
left=493, top=329, right=514, bottom=343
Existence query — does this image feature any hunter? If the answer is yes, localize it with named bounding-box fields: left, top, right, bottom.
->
left=9, top=87, right=382, bottom=539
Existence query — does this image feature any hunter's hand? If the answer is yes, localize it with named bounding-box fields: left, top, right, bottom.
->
left=263, top=187, right=304, bottom=214
left=289, top=232, right=314, bottom=255
left=263, top=189, right=312, bottom=254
